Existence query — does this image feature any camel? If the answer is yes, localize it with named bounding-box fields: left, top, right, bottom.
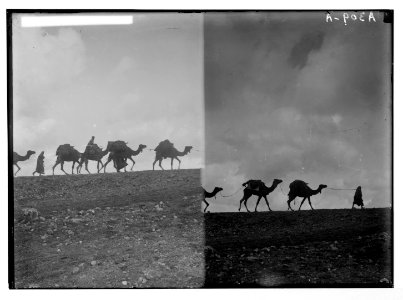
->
left=203, top=187, right=223, bottom=212
left=102, top=143, right=147, bottom=173
left=77, top=144, right=109, bottom=174
left=287, top=180, right=327, bottom=211
left=239, top=179, right=283, bottom=212
left=13, top=150, right=36, bottom=176
left=52, top=144, right=82, bottom=175
left=152, top=141, right=193, bottom=170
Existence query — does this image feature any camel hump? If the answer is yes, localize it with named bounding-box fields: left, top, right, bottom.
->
left=155, top=139, right=174, bottom=152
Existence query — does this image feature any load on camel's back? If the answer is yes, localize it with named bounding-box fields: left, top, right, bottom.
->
left=154, top=139, right=174, bottom=158
left=56, top=144, right=77, bottom=157
left=242, top=179, right=264, bottom=191
left=84, top=143, right=101, bottom=156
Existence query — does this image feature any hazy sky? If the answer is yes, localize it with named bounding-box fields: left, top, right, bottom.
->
left=13, top=13, right=204, bottom=175
left=202, top=12, right=392, bottom=211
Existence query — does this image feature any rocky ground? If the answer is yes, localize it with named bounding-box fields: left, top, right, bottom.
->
left=204, top=209, right=392, bottom=287
left=12, top=170, right=392, bottom=288
left=13, top=169, right=204, bottom=288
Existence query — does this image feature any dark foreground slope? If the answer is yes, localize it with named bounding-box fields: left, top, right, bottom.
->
left=12, top=170, right=392, bottom=288
left=205, top=209, right=392, bottom=287
left=13, top=169, right=204, bottom=288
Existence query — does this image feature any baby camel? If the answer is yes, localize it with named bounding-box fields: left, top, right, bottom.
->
left=287, top=180, right=327, bottom=211
left=239, top=179, right=283, bottom=212
left=203, top=187, right=223, bottom=212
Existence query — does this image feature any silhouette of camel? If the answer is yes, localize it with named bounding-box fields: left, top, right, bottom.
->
left=77, top=144, right=109, bottom=174
left=287, top=180, right=327, bottom=211
left=152, top=144, right=193, bottom=170
left=203, top=187, right=223, bottom=212
left=102, top=143, right=147, bottom=173
left=13, top=150, right=36, bottom=176
left=52, top=144, right=81, bottom=175
left=239, top=179, right=283, bottom=212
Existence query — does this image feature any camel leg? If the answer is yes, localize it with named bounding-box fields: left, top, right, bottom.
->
left=299, top=197, right=307, bottom=211
left=97, top=160, right=104, bottom=173
left=128, top=157, right=135, bottom=171
left=103, top=156, right=112, bottom=173
left=14, top=163, right=21, bottom=176
left=60, top=161, right=68, bottom=175
left=203, top=199, right=209, bottom=212
left=32, top=171, right=36, bottom=176
left=263, top=195, right=272, bottom=211
left=175, top=157, right=181, bottom=170
left=171, top=158, right=174, bottom=170
left=52, top=159, right=61, bottom=175
left=307, top=197, right=314, bottom=210
left=239, top=191, right=252, bottom=212
left=159, top=159, right=164, bottom=170
left=152, top=159, right=157, bottom=170
left=85, top=160, right=91, bottom=174
left=287, top=196, right=296, bottom=211
left=72, top=162, right=76, bottom=174
left=254, top=196, right=263, bottom=212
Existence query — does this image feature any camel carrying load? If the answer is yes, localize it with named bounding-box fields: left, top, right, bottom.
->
left=105, top=141, right=129, bottom=171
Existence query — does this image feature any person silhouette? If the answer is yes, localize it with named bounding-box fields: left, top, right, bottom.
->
left=352, top=186, right=365, bottom=209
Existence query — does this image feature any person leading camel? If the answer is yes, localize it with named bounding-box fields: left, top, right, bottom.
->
left=352, top=186, right=365, bottom=209
left=32, top=151, right=45, bottom=176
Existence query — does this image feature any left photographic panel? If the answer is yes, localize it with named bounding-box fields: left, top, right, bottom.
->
left=10, top=12, right=205, bottom=288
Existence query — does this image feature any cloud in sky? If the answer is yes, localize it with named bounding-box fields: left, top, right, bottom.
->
left=12, top=13, right=204, bottom=175
left=203, top=12, right=392, bottom=211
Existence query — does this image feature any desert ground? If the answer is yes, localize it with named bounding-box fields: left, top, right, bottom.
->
left=12, top=169, right=392, bottom=288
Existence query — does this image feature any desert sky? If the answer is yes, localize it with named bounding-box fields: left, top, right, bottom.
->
left=12, top=13, right=204, bottom=175
left=12, top=12, right=392, bottom=212
left=203, top=12, right=392, bottom=211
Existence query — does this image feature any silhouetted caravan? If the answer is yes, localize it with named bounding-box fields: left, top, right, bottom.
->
left=152, top=139, right=192, bottom=170
left=203, top=187, right=223, bottom=212
left=287, top=180, right=327, bottom=211
left=52, top=144, right=81, bottom=175
left=352, top=186, right=365, bottom=209
left=13, top=150, right=36, bottom=176
left=239, top=179, right=283, bottom=212
left=32, top=151, right=45, bottom=176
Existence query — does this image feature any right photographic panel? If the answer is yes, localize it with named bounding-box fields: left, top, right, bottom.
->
left=203, top=11, right=392, bottom=287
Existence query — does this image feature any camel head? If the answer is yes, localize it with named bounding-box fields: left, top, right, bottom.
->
left=27, top=150, right=36, bottom=157
left=184, top=146, right=193, bottom=154
left=273, top=179, right=283, bottom=186
left=138, top=144, right=147, bottom=152
left=317, top=184, right=327, bottom=193
left=214, top=187, right=223, bottom=193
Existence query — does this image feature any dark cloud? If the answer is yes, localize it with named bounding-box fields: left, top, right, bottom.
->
left=288, top=31, right=325, bottom=68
